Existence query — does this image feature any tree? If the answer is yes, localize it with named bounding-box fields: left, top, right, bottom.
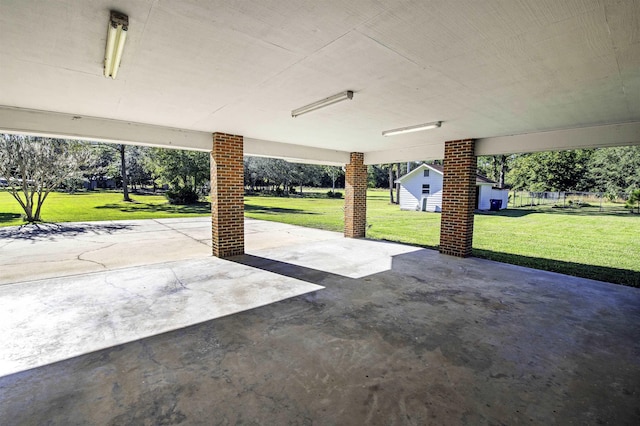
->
left=323, top=165, right=343, bottom=192
left=395, top=162, right=401, bottom=204
left=588, top=146, right=640, bottom=197
left=146, top=148, right=210, bottom=196
left=118, top=144, right=131, bottom=201
left=387, top=164, right=395, bottom=204
left=291, top=163, right=323, bottom=194
left=263, top=158, right=295, bottom=193
left=244, top=157, right=298, bottom=194
left=507, top=150, right=593, bottom=191
left=244, top=156, right=259, bottom=190
left=244, top=157, right=343, bottom=195
left=498, top=155, right=508, bottom=189
left=626, top=189, right=640, bottom=214
left=478, top=155, right=511, bottom=188
left=125, top=146, right=153, bottom=190
left=85, top=143, right=117, bottom=189
left=367, top=164, right=387, bottom=189
left=88, top=143, right=147, bottom=200
left=0, top=134, right=90, bottom=223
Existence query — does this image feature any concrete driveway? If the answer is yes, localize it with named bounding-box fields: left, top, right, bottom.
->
left=0, top=218, right=419, bottom=376
left=1, top=218, right=639, bottom=424
left=0, top=217, right=340, bottom=284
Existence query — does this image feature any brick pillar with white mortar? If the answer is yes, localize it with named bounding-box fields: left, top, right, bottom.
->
left=439, top=139, right=476, bottom=257
left=211, top=132, right=244, bottom=257
left=344, top=152, right=367, bottom=238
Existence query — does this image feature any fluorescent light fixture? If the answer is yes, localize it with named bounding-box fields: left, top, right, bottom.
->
left=104, top=11, right=129, bottom=79
left=382, top=121, right=442, bottom=136
left=292, top=91, right=354, bottom=117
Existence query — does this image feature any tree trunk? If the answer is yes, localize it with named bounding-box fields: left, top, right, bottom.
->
left=119, top=144, right=131, bottom=202
left=498, top=155, right=507, bottom=189
left=388, top=165, right=395, bottom=204
left=33, top=191, right=45, bottom=222
left=395, top=163, right=401, bottom=204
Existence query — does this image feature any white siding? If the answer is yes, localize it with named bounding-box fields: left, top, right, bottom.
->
left=399, top=186, right=419, bottom=210
left=398, top=167, right=443, bottom=212
left=478, top=187, right=509, bottom=210
left=478, top=185, right=493, bottom=210
left=422, top=192, right=442, bottom=212
left=490, top=188, right=509, bottom=209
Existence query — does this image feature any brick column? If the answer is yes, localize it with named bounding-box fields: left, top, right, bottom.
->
left=344, top=152, right=367, bottom=238
left=211, top=133, right=244, bottom=257
left=440, top=139, right=476, bottom=257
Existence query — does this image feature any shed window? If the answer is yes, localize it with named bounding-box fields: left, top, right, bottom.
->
left=422, top=184, right=430, bottom=194
left=423, top=169, right=429, bottom=177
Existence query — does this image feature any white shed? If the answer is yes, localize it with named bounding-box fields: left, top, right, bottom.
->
left=395, top=164, right=508, bottom=212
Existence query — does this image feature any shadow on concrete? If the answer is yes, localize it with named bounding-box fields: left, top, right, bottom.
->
left=2, top=238, right=639, bottom=425
left=473, top=248, right=640, bottom=288
left=230, top=254, right=341, bottom=286
left=0, top=222, right=134, bottom=242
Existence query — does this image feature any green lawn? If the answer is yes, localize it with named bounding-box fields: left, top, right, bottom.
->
left=244, top=194, right=344, bottom=231
left=2, top=189, right=639, bottom=287
left=472, top=208, right=639, bottom=286
left=247, top=190, right=640, bottom=287
left=0, top=190, right=210, bottom=225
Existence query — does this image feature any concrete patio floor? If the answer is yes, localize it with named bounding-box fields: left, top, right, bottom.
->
left=0, top=218, right=639, bottom=424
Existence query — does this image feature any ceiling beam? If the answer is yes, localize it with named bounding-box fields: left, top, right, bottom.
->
left=0, top=106, right=212, bottom=151
left=476, top=122, right=640, bottom=156
left=3, top=106, right=637, bottom=166
left=365, top=122, right=640, bottom=164
left=0, top=106, right=351, bottom=164
left=364, top=143, right=445, bottom=165
left=244, top=138, right=349, bottom=165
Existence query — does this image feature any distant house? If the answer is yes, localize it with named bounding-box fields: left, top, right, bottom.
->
left=395, top=164, right=509, bottom=212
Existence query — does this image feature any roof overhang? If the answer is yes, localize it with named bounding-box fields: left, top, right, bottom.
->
left=1, top=1, right=638, bottom=164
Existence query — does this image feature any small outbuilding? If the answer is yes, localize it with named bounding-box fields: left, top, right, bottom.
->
left=395, top=164, right=509, bottom=212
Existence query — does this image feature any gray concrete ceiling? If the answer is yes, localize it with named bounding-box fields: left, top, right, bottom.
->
left=0, top=0, right=638, bottom=163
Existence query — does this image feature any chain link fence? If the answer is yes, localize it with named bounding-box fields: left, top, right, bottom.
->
left=508, top=191, right=631, bottom=213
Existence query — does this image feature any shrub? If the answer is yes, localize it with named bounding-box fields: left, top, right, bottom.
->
left=327, top=190, right=343, bottom=199
left=625, top=189, right=640, bottom=213
left=166, top=187, right=199, bottom=204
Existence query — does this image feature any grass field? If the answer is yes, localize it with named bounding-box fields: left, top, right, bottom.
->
left=2, top=189, right=638, bottom=286
left=250, top=190, right=640, bottom=287
left=0, top=190, right=210, bottom=226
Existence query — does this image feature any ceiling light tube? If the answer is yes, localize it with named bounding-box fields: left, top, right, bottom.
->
left=382, top=121, right=442, bottom=136
left=292, top=91, right=354, bottom=118
left=104, top=11, right=129, bottom=79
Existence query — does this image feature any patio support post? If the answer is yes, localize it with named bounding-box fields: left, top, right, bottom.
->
left=211, top=132, right=244, bottom=257
left=440, top=139, right=476, bottom=257
left=344, top=152, right=367, bottom=238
